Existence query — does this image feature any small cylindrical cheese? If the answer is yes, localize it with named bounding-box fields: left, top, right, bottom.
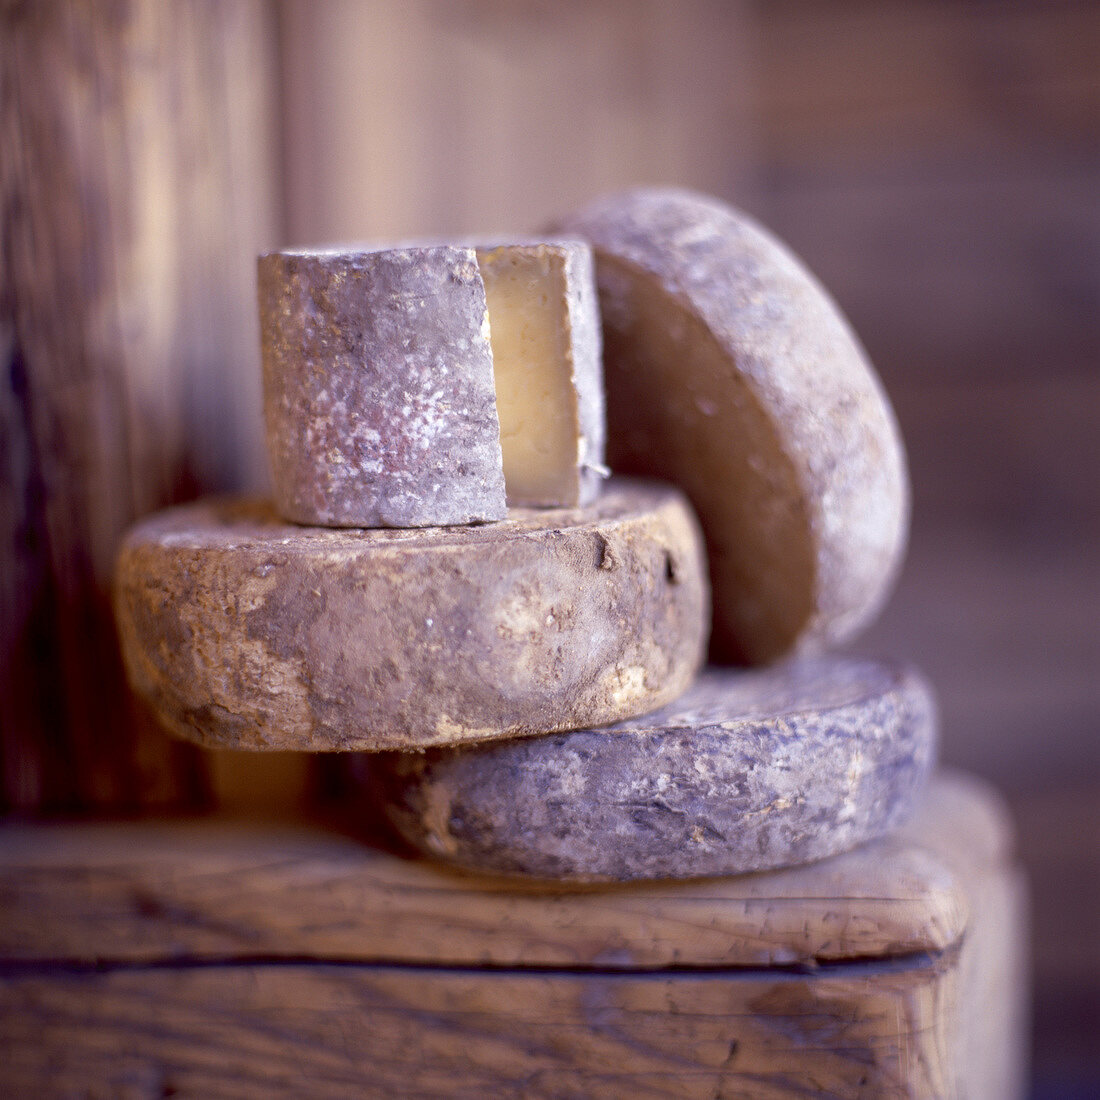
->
left=258, top=240, right=605, bottom=528
left=113, top=479, right=708, bottom=752
left=259, top=245, right=506, bottom=528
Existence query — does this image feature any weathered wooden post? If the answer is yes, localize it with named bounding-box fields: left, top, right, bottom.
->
left=1, top=0, right=280, bottom=812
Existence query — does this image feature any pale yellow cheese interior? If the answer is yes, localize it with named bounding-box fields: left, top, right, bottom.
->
left=477, top=245, right=580, bottom=507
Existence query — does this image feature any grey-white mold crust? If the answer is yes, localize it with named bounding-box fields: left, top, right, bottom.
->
left=370, top=656, right=938, bottom=881
left=259, top=245, right=506, bottom=528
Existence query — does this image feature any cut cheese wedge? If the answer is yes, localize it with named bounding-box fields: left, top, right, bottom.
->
left=479, top=243, right=603, bottom=507
left=552, top=188, right=909, bottom=664
left=258, top=240, right=604, bottom=528
left=113, top=479, right=707, bottom=751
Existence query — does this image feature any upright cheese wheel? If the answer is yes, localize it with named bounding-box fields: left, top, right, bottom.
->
left=369, top=657, right=937, bottom=882
left=113, top=480, right=708, bottom=751
left=552, top=188, right=909, bottom=663
left=259, top=240, right=604, bottom=528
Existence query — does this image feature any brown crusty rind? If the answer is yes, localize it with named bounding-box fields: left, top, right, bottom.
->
left=551, top=188, right=909, bottom=663
left=113, top=480, right=708, bottom=751
left=369, top=657, right=938, bottom=881
left=259, top=245, right=507, bottom=527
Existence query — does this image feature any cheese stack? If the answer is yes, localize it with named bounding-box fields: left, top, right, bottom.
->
left=114, top=189, right=935, bottom=883
left=366, top=190, right=931, bottom=880
left=115, top=238, right=708, bottom=750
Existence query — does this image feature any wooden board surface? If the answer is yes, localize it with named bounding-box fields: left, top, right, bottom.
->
left=0, top=770, right=1027, bottom=1098
left=277, top=0, right=752, bottom=244
left=0, top=961, right=959, bottom=1099
left=0, top=773, right=1005, bottom=970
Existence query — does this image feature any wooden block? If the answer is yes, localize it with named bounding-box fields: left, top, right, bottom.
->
left=0, top=963, right=972, bottom=1099
left=370, top=657, right=937, bottom=881
left=0, top=773, right=1027, bottom=1098
left=552, top=187, right=909, bottom=664
left=112, top=480, right=708, bottom=751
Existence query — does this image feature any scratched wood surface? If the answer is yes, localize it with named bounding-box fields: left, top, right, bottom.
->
left=0, top=963, right=959, bottom=1100
left=0, top=774, right=994, bottom=969
left=0, top=773, right=1027, bottom=1097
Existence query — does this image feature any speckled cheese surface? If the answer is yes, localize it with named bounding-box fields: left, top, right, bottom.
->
left=113, top=480, right=708, bottom=752
left=552, top=188, right=910, bottom=663
left=260, top=246, right=505, bottom=528
left=369, top=656, right=938, bottom=881
left=259, top=240, right=604, bottom=527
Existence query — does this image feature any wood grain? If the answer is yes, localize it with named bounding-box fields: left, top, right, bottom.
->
left=0, top=772, right=1025, bottom=1098
left=0, top=962, right=958, bottom=1099
left=277, top=0, right=754, bottom=244
left=757, top=2, right=1100, bottom=158
left=0, top=0, right=280, bottom=813
left=0, top=774, right=994, bottom=970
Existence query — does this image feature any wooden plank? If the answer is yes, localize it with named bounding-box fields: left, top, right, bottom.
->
left=890, top=374, right=1100, bottom=532
left=1008, top=786, right=1098, bottom=1090
left=0, top=960, right=959, bottom=1099
left=751, top=158, right=1100, bottom=391
left=750, top=6, right=1099, bottom=400
left=757, top=2, right=1100, bottom=158
left=0, top=771, right=1028, bottom=1098
left=0, top=774, right=1000, bottom=970
left=1013, top=789, right=1100, bottom=993
left=0, top=1, right=281, bottom=812
left=277, top=0, right=753, bottom=244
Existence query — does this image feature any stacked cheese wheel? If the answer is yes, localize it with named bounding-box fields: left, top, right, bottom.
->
left=115, top=189, right=934, bottom=882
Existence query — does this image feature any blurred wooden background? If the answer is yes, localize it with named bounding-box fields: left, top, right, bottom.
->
left=2, top=1, right=1097, bottom=1093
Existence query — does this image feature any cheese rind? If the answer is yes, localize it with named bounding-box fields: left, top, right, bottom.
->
left=113, top=479, right=708, bottom=751
left=259, top=246, right=506, bottom=528
left=369, top=657, right=938, bottom=881
left=552, top=188, right=909, bottom=663
left=259, top=240, right=604, bottom=527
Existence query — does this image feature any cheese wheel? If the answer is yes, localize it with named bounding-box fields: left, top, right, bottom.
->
left=552, top=188, right=909, bottom=663
left=369, top=657, right=937, bottom=881
left=113, top=480, right=707, bottom=751
left=259, top=240, right=604, bottom=527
